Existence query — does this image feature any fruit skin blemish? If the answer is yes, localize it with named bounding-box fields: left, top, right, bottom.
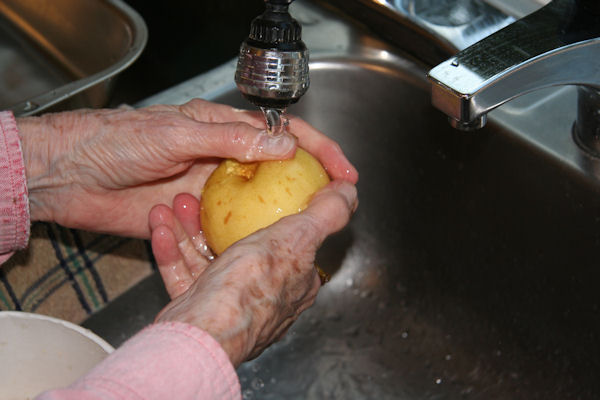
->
left=200, top=148, right=329, bottom=255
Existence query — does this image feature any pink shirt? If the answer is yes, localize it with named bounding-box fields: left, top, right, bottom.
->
left=0, top=111, right=29, bottom=263
left=38, top=322, right=241, bottom=400
left=0, top=111, right=241, bottom=400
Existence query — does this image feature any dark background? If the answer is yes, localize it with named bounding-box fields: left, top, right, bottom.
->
left=109, top=0, right=263, bottom=106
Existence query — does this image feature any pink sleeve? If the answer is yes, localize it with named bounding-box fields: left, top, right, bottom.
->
left=37, top=322, right=241, bottom=400
left=0, top=111, right=29, bottom=264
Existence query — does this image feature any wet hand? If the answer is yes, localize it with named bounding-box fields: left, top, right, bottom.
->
left=17, top=99, right=356, bottom=238
left=150, top=181, right=357, bottom=366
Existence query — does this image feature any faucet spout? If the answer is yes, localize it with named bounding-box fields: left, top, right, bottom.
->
left=234, top=0, right=309, bottom=110
left=428, top=0, right=600, bottom=131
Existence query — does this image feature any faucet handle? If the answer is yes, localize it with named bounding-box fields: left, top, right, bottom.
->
left=428, top=0, right=600, bottom=130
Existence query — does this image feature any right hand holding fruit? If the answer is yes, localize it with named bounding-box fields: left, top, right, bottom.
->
left=150, top=180, right=358, bottom=367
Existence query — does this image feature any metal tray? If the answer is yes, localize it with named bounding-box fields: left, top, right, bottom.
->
left=0, top=0, right=147, bottom=116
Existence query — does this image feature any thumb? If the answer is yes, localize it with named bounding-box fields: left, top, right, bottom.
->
left=297, top=180, right=358, bottom=246
left=179, top=121, right=298, bottom=162
left=248, top=180, right=358, bottom=255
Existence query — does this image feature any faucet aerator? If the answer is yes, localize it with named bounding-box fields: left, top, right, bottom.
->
left=449, top=115, right=487, bottom=132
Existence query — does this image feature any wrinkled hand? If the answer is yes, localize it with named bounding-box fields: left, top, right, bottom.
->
left=18, top=99, right=357, bottom=238
left=150, top=180, right=357, bottom=367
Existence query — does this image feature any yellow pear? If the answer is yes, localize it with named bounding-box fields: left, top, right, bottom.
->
left=201, top=148, right=330, bottom=255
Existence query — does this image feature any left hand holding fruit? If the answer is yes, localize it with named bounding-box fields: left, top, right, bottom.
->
left=17, top=99, right=315, bottom=238
left=19, top=98, right=356, bottom=238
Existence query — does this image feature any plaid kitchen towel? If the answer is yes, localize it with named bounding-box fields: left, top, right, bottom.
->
left=0, top=222, right=157, bottom=323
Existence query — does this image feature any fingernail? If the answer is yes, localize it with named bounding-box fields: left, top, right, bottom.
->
left=259, top=131, right=297, bottom=156
left=330, top=181, right=358, bottom=211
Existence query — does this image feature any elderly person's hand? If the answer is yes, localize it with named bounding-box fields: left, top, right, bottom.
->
left=149, top=179, right=357, bottom=367
left=18, top=99, right=357, bottom=238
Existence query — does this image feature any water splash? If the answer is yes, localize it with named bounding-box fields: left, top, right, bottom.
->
left=261, top=107, right=288, bottom=136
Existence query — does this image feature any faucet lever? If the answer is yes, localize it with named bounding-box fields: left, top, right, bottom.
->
left=428, top=0, right=600, bottom=135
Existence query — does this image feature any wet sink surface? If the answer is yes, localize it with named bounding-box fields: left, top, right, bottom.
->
left=84, top=3, right=600, bottom=399
left=226, top=60, right=600, bottom=399
left=84, top=56, right=600, bottom=399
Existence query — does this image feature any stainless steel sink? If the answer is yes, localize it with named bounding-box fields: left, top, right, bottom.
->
left=0, top=0, right=147, bottom=116
left=83, top=1, right=600, bottom=398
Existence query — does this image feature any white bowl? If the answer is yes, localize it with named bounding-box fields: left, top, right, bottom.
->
left=0, top=311, right=114, bottom=400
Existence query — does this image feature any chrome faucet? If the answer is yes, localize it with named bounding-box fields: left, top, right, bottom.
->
left=235, top=0, right=309, bottom=134
left=428, top=0, right=600, bottom=155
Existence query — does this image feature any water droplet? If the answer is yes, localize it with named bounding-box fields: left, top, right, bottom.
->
left=435, top=378, right=443, bottom=384
left=345, top=278, right=354, bottom=287
left=251, top=378, right=264, bottom=390
left=22, top=101, right=39, bottom=112
left=401, top=331, right=409, bottom=339
left=242, top=389, right=254, bottom=399
left=445, top=354, right=452, bottom=361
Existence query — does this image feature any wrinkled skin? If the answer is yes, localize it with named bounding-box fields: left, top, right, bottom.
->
left=151, top=181, right=358, bottom=367
left=17, top=99, right=358, bottom=238
left=17, top=97, right=359, bottom=368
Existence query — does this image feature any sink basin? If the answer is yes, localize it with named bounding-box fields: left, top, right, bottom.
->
left=0, top=0, right=147, bottom=116
left=218, top=60, right=600, bottom=400
left=83, top=1, right=600, bottom=399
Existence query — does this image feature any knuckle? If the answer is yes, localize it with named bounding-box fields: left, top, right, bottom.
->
left=186, top=98, right=207, bottom=108
left=274, top=214, right=322, bottom=254
left=227, top=242, right=272, bottom=271
left=300, top=213, right=323, bottom=240
left=316, top=189, right=352, bottom=221
left=224, top=121, right=251, bottom=141
left=180, top=98, right=206, bottom=112
left=329, top=140, right=343, bottom=154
